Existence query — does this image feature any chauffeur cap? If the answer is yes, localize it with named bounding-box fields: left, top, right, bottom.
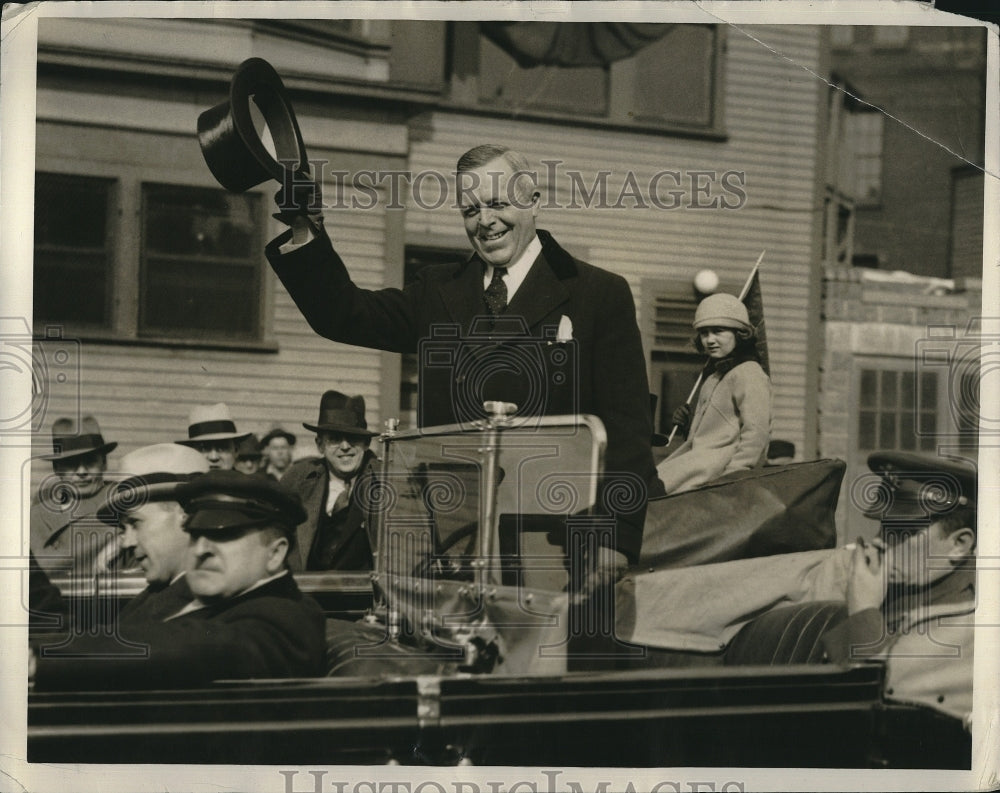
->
left=177, top=470, right=306, bottom=539
left=863, top=450, right=977, bottom=526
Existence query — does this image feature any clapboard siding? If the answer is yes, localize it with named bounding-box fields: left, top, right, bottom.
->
left=405, top=25, right=824, bottom=458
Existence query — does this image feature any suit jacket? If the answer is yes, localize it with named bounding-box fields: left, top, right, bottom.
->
left=33, top=571, right=326, bottom=690
left=266, top=227, right=657, bottom=560
left=280, top=453, right=376, bottom=572
left=118, top=574, right=194, bottom=623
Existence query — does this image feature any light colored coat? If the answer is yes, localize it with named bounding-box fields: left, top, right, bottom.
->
left=657, top=359, right=771, bottom=494
left=617, top=547, right=976, bottom=723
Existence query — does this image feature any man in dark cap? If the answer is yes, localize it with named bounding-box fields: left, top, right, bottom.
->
left=31, top=415, right=118, bottom=576
left=816, top=451, right=977, bottom=724
left=260, top=426, right=297, bottom=481
left=31, top=471, right=326, bottom=689
left=281, top=390, right=378, bottom=571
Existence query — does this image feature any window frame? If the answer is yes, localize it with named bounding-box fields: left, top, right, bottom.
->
left=32, top=166, right=277, bottom=353
left=445, top=22, right=728, bottom=141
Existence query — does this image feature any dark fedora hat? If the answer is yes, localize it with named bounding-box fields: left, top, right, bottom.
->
left=197, top=57, right=309, bottom=193
left=235, top=434, right=263, bottom=460
left=42, top=415, right=118, bottom=461
left=303, top=390, right=377, bottom=438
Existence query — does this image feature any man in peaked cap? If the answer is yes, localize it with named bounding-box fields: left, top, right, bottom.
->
left=281, top=390, right=378, bottom=571
left=176, top=402, right=251, bottom=470
left=31, top=415, right=119, bottom=576
left=260, top=426, right=297, bottom=481
left=816, top=451, right=978, bottom=725
left=32, top=470, right=326, bottom=690
left=102, top=443, right=210, bottom=622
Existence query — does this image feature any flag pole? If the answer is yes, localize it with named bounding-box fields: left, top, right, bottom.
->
left=665, top=251, right=766, bottom=446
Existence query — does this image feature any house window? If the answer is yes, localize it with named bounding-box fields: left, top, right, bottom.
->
left=847, top=109, right=884, bottom=205
left=33, top=173, right=114, bottom=329
left=460, top=23, right=724, bottom=136
left=873, top=26, right=909, bottom=47
left=34, top=173, right=268, bottom=347
left=141, top=184, right=263, bottom=341
left=857, top=366, right=937, bottom=452
left=644, top=282, right=704, bottom=444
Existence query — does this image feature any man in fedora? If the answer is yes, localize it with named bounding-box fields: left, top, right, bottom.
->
left=102, top=443, right=210, bottom=622
left=31, top=415, right=118, bottom=576
left=31, top=470, right=327, bottom=689
left=176, top=403, right=251, bottom=471
left=260, top=426, right=297, bottom=481
left=281, top=390, right=378, bottom=571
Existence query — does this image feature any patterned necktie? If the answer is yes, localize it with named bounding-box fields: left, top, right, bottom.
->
left=484, top=267, right=508, bottom=316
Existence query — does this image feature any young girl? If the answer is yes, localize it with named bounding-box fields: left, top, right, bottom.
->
left=656, top=292, right=772, bottom=495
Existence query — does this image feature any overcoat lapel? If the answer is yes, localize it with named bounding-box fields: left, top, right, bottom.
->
left=505, top=251, right=570, bottom=332
left=437, top=257, right=487, bottom=332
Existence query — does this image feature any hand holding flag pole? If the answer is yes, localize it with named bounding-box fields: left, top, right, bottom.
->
left=665, top=250, right=768, bottom=446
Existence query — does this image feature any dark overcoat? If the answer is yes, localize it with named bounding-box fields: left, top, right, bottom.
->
left=32, top=572, right=326, bottom=689
left=280, top=452, right=376, bottom=572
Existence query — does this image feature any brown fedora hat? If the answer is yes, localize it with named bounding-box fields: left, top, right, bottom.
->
left=197, top=57, right=309, bottom=193
left=42, top=415, right=118, bottom=461
left=303, top=391, right=377, bottom=437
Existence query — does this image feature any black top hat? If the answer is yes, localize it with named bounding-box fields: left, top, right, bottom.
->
left=303, top=390, right=377, bottom=438
left=197, top=58, right=309, bottom=193
left=260, top=426, right=297, bottom=447
left=864, top=451, right=977, bottom=523
left=42, top=415, right=118, bottom=461
left=177, top=470, right=306, bottom=537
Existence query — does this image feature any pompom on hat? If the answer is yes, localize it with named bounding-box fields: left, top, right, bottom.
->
left=693, top=293, right=751, bottom=332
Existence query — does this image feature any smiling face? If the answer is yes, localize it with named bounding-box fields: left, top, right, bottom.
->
left=698, top=326, right=738, bottom=359
left=317, top=431, right=370, bottom=481
left=120, top=500, right=190, bottom=586
left=186, top=525, right=288, bottom=602
left=52, top=451, right=107, bottom=497
left=459, top=156, right=540, bottom=269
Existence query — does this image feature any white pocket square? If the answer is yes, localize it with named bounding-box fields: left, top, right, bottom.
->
left=556, top=315, right=574, bottom=342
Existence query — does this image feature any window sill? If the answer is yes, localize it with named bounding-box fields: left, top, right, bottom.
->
left=39, top=331, right=280, bottom=354
left=435, top=98, right=728, bottom=142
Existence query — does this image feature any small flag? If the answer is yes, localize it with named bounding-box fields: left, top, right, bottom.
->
left=741, top=268, right=769, bottom=377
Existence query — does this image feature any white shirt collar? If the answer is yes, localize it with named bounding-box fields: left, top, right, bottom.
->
left=482, top=234, right=541, bottom=302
